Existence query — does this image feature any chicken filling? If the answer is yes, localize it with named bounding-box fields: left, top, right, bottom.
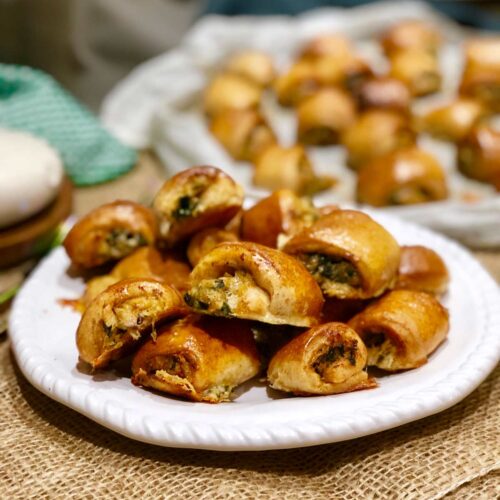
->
left=362, top=331, right=399, bottom=368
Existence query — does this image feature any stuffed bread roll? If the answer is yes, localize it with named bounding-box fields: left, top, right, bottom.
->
left=341, top=110, right=415, bottom=171
left=389, top=49, right=441, bottom=97
left=267, top=322, right=376, bottom=396
left=419, top=98, right=488, bottom=142
left=297, top=88, right=357, bottom=146
left=131, top=315, right=261, bottom=403
left=153, top=166, right=244, bottom=247
left=395, top=245, right=449, bottom=295
left=76, top=279, right=187, bottom=369
left=348, top=290, right=449, bottom=371
left=209, top=109, right=277, bottom=162
left=356, top=76, right=411, bottom=115
left=253, top=144, right=334, bottom=195
left=299, top=34, right=353, bottom=61
left=357, top=147, right=448, bottom=206
left=241, top=189, right=319, bottom=248
left=274, top=61, right=323, bottom=107
left=380, top=20, right=441, bottom=57
left=63, top=201, right=157, bottom=269
left=313, top=56, right=373, bottom=93
left=185, top=242, right=324, bottom=327
left=225, top=51, right=275, bottom=88
left=283, top=210, right=400, bottom=300
left=203, top=73, right=262, bottom=117
left=187, top=228, right=239, bottom=267
left=457, top=125, right=500, bottom=186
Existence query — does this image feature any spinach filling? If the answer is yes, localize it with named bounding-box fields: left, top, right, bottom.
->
left=105, top=229, right=146, bottom=257
left=313, top=341, right=358, bottom=375
left=172, top=195, right=198, bottom=220
left=183, top=293, right=209, bottom=310
left=303, top=254, right=361, bottom=286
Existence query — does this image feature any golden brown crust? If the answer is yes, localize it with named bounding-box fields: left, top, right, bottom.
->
left=253, top=145, right=334, bottom=195
left=348, top=290, right=449, bottom=371
left=203, top=73, right=262, bottom=117
left=457, top=125, right=500, bottom=185
left=186, top=241, right=324, bottom=327
left=76, top=279, right=187, bottom=369
left=420, top=98, right=488, bottom=142
left=153, top=166, right=244, bottom=247
left=273, top=61, right=323, bottom=107
left=389, top=49, right=441, bottom=97
left=131, top=315, right=261, bottom=403
left=187, top=228, right=239, bottom=267
left=395, top=245, right=449, bottom=295
left=341, top=110, right=416, bottom=171
left=297, top=88, right=357, bottom=145
left=209, top=109, right=277, bottom=162
left=356, top=76, right=411, bottom=114
left=283, top=210, right=401, bottom=300
left=267, top=322, right=376, bottom=395
left=225, top=51, right=275, bottom=87
left=380, top=20, right=441, bottom=57
left=240, top=189, right=319, bottom=248
left=63, top=201, right=157, bottom=269
left=357, top=147, right=448, bottom=207
left=299, top=34, right=353, bottom=61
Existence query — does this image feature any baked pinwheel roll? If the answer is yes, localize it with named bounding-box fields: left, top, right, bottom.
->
left=342, top=110, right=415, bottom=171
left=357, top=147, right=448, bottom=206
left=297, top=88, right=356, bottom=145
left=76, top=279, right=187, bottom=369
left=457, top=125, right=500, bottom=185
left=380, top=20, right=441, bottom=57
left=283, top=210, right=400, bottom=300
left=300, top=34, right=353, bottom=61
left=131, top=315, right=261, bottom=403
left=153, top=166, right=244, bottom=247
left=203, top=73, right=262, bottom=117
left=63, top=201, right=157, bottom=269
left=348, top=290, right=449, bottom=371
left=225, top=51, right=275, bottom=88
left=209, top=109, right=277, bottom=162
left=314, top=56, right=374, bottom=93
left=420, top=98, right=488, bottom=142
left=187, top=227, right=239, bottom=267
left=356, top=76, right=411, bottom=115
left=274, top=61, right=323, bottom=107
left=241, top=189, right=318, bottom=248
left=267, top=322, right=376, bottom=396
left=185, top=242, right=324, bottom=327
left=389, top=49, right=441, bottom=97
left=395, top=245, right=449, bottom=295
left=253, top=144, right=333, bottom=195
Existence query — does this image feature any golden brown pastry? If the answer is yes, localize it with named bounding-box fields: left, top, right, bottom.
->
left=420, top=98, right=488, bottom=142
left=267, top=322, right=376, bottom=396
left=253, top=144, right=333, bottom=195
left=240, top=189, right=318, bottom=248
left=299, top=34, right=353, bottom=61
left=131, top=315, right=261, bottom=403
left=457, top=125, right=500, bottom=185
left=356, top=76, right=411, bottom=114
left=389, top=49, right=441, bottom=97
left=283, top=210, right=401, bottom=300
left=209, top=109, right=277, bottom=162
left=348, top=290, right=449, bottom=371
left=203, top=73, right=262, bottom=117
left=274, top=61, right=323, bottom=107
left=395, top=245, right=449, bottom=295
left=297, top=88, right=357, bottom=145
left=153, top=166, right=244, bottom=247
left=76, top=279, right=187, bottom=369
left=357, top=147, right=448, bottom=207
left=341, top=110, right=415, bottom=170
left=460, top=38, right=500, bottom=111
left=185, top=242, right=324, bottom=327
left=225, top=51, right=275, bottom=87
left=187, top=227, right=239, bottom=267
left=314, top=56, right=374, bottom=93
left=63, top=201, right=157, bottom=269
left=380, top=20, right=441, bottom=57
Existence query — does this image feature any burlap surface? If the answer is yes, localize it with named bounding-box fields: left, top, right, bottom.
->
left=1, top=155, right=499, bottom=499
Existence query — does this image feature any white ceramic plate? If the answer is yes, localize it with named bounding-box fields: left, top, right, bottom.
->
left=9, top=212, right=500, bottom=451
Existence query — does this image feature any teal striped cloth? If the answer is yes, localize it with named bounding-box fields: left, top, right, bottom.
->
left=0, top=64, right=137, bottom=186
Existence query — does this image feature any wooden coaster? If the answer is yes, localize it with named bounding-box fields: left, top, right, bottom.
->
left=0, top=177, right=72, bottom=268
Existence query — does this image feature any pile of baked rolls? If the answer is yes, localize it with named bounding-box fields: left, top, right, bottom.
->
left=204, top=20, right=500, bottom=202
left=64, top=165, right=450, bottom=403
